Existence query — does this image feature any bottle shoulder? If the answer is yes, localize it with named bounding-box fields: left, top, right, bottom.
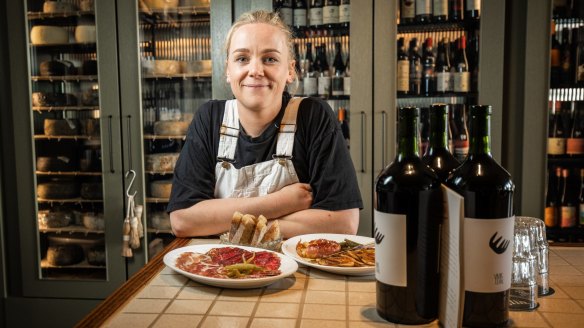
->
left=446, top=154, right=515, bottom=192
left=376, top=157, right=440, bottom=191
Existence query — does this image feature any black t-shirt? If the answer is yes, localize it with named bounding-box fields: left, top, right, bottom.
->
left=167, top=93, right=363, bottom=213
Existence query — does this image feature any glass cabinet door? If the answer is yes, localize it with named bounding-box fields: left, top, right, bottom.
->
left=136, top=0, right=212, bottom=259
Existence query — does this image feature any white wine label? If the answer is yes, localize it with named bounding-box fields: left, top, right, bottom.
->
left=560, top=206, right=576, bottom=228
left=318, top=76, right=331, bottom=96
left=343, top=76, right=351, bottom=95
left=323, top=6, right=339, bottom=24
left=294, top=9, right=307, bottom=27
left=453, top=72, right=470, bottom=92
left=280, top=8, right=293, bottom=26
left=433, top=0, right=448, bottom=16
left=580, top=204, right=584, bottom=225
left=309, top=8, right=323, bottom=26
left=436, top=72, right=452, bottom=92
left=466, top=0, right=481, bottom=10
left=416, top=0, right=432, bottom=15
left=374, top=210, right=407, bottom=287
left=397, top=60, right=410, bottom=92
left=401, top=0, right=415, bottom=19
left=304, top=77, right=317, bottom=96
left=548, top=138, right=566, bottom=155
left=339, top=4, right=350, bottom=23
left=464, top=216, right=515, bottom=293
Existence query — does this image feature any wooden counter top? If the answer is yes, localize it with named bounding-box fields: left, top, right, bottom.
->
left=76, top=240, right=584, bottom=328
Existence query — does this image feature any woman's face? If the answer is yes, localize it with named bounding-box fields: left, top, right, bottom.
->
left=226, top=23, right=294, bottom=113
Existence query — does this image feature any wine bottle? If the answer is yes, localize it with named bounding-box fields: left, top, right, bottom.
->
left=281, top=0, right=294, bottom=26
left=338, top=107, right=350, bottom=147
left=323, top=0, right=339, bottom=26
left=548, top=101, right=566, bottom=156
left=560, top=28, right=574, bottom=87
left=579, top=168, right=584, bottom=227
left=567, top=104, right=584, bottom=156
left=560, top=168, right=577, bottom=228
left=332, top=41, right=345, bottom=96
left=453, top=35, right=470, bottom=93
left=575, top=27, right=584, bottom=86
left=309, top=0, right=324, bottom=27
left=421, top=37, right=436, bottom=96
left=451, top=104, right=469, bottom=161
left=401, top=0, right=415, bottom=24
left=339, top=0, right=350, bottom=25
left=435, top=39, right=452, bottom=93
left=415, top=0, right=432, bottom=23
left=420, top=107, right=430, bottom=156
left=551, top=22, right=562, bottom=88
left=449, top=0, right=463, bottom=21
left=375, top=107, right=442, bottom=324
left=467, top=31, right=480, bottom=93
left=423, top=104, right=460, bottom=181
left=545, top=166, right=559, bottom=228
left=317, top=44, right=331, bottom=97
left=293, top=0, right=308, bottom=28
left=408, top=38, right=422, bottom=95
left=343, top=54, right=351, bottom=95
left=465, top=0, right=480, bottom=20
left=446, top=105, right=515, bottom=328
left=433, top=0, right=448, bottom=22
left=303, top=42, right=318, bottom=96
left=397, top=37, right=410, bottom=95
left=294, top=43, right=304, bottom=95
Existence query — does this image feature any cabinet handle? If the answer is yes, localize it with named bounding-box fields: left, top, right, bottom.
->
left=108, top=115, right=114, bottom=173
left=126, top=115, right=132, bottom=169
left=360, top=111, right=365, bottom=173
left=381, top=110, right=387, bottom=169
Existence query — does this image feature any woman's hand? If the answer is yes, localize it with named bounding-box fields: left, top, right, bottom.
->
left=269, top=182, right=313, bottom=215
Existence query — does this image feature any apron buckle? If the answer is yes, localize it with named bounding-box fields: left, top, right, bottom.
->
left=221, top=161, right=231, bottom=169
left=272, top=154, right=292, bottom=166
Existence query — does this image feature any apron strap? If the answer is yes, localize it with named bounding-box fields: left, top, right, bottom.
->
left=275, top=97, right=304, bottom=158
left=217, top=100, right=239, bottom=162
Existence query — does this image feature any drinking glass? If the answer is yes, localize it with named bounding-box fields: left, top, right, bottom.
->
left=510, top=220, right=539, bottom=311
left=516, top=216, right=553, bottom=296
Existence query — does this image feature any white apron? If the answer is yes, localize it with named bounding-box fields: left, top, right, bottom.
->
left=214, top=98, right=304, bottom=198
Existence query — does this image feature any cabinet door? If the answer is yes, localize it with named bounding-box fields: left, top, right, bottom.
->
left=6, top=0, right=126, bottom=298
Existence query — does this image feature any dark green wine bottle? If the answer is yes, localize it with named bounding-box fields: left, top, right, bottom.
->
left=374, top=107, right=442, bottom=324
left=423, top=104, right=460, bottom=182
left=446, top=105, right=515, bottom=328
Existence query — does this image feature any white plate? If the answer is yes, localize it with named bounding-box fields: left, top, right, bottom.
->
left=281, top=233, right=375, bottom=276
left=163, top=244, right=298, bottom=289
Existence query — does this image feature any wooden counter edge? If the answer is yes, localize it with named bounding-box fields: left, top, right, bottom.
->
left=74, top=237, right=192, bottom=328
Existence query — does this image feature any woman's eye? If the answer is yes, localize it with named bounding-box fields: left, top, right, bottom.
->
left=235, top=57, right=249, bottom=63
left=264, top=57, right=278, bottom=63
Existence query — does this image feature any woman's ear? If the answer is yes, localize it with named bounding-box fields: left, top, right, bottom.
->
left=288, top=60, right=295, bottom=83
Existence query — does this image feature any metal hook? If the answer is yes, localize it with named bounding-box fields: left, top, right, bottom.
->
left=125, top=170, right=137, bottom=197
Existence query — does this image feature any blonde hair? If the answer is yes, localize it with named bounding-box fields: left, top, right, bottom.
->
left=224, top=10, right=299, bottom=95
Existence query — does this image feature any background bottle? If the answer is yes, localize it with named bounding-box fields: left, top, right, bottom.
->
left=566, top=104, right=584, bottom=156
left=423, top=104, right=460, bottom=181
left=309, top=0, right=323, bottom=27
left=421, top=37, right=436, bottom=96
left=293, top=0, right=308, bottom=29
left=338, top=107, right=350, bottom=147
left=375, top=107, right=442, bottom=325
left=465, top=0, right=480, bottom=20
left=433, top=0, right=448, bottom=22
left=294, top=43, right=304, bottom=95
left=401, top=0, right=415, bottom=24
left=343, top=54, right=351, bottom=95
left=317, top=44, right=331, bottom=97
left=408, top=38, right=422, bottom=95
left=548, top=100, right=566, bottom=156
left=323, top=0, right=339, bottom=27
left=339, top=0, right=350, bottom=25
left=545, top=166, right=559, bottom=228
left=420, top=107, right=430, bottom=155
left=453, top=35, right=470, bottom=93
left=560, top=168, right=577, bottom=228
left=449, top=0, right=464, bottom=21
left=579, top=168, right=584, bottom=227
left=415, top=0, right=432, bottom=23
left=446, top=105, right=515, bottom=328
left=303, top=42, right=318, bottom=96
left=451, top=104, right=469, bottom=161
left=435, top=39, right=452, bottom=93
left=397, top=37, right=410, bottom=95
left=332, top=41, right=345, bottom=96
left=551, top=22, right=562, bottom=88
left=560, top=28, right=574, bottom=87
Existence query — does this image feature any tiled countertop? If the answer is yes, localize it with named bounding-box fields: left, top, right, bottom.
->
left=77, top=239, right=584, bottom=328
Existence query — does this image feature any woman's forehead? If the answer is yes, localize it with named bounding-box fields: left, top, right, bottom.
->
left=229, top=23, right=288, bottom=51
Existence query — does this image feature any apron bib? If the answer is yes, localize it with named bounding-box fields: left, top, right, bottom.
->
left=214, top=97, right=304, bottom=199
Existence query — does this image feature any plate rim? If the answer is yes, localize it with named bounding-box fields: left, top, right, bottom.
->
left=163, top=244, right=298, bottom=288
left=281, top=233, right=375, bottom=275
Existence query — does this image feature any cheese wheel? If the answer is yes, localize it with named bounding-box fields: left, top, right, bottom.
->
left=31, top=26, right=69, bottom=45
left=44, top=119, right=80, bottom=136
left=32, top=92, right=78, bottom=107
left=86, top=246, right=106, bottom=266
left=154, top=60, right=181, bottom=75
left=39, top=60, right=77, bottom=76
left=144, top=0, right=179, bottom=10
left=80, top=118, right=100, bottom=136
left=47, top=245, right=84, bottom=266
left=153, top=121, right=189, bottom=135
left=181, top=60, right=212, bottom=75
left=36, top=156, right=77, bottom=172
left=145, top=153, right=179, bottom=172
left=82, top=212, right=104, bottom=231
left=38, top=210, right=73, bottom=229
left=79, top=0, right=94, bottom=11
left=181, top=0, right=210, bottom=7
left=80, top=182, right=102, bottom=200
left=37, top=181, right=80, bottom=199
left=150, top=180, right=172, bottom=198
left=43, top=1, right=77, bottom=13
left=75, top=25, right=96, bottom=43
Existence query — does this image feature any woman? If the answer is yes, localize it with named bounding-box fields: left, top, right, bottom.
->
left=167, top=10, right=362, bottom=238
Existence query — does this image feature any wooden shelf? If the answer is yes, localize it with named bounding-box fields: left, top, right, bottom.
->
left=32, top=105, right=99, bottom=111
left=38, top=198, right=102, bottom=204
left=39, top=226, right=104, bottom=234
left=30, top=43, right=97, bottom=54
left=34, top=135, right=98, bottom=140
left=28, top=11, right=94, bottom=20
left=145, top=170, right=174, bottom=175
left=143, top=134, right=186, bottom=140
left=397, top=19, right=479, bottom=33
left=36, top=171, right=102, bottom=177
left=32, top=75, right=98, bottom=82
left=41, top=258, right=105, bottom=270
left=146, top=197, right=169, bottom=203
left=143, top=73, right=211, bottom=80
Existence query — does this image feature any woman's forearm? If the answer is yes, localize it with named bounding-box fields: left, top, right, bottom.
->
left=277, top=208, right=360, bottom=238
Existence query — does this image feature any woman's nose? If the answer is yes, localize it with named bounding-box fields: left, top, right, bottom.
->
left=248, top=58, right=264, bottom=77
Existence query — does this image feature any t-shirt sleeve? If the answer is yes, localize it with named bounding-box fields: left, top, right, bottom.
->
left=166, top=102, right=218, bottom=213
left=296, top=98, right=363, bottom=211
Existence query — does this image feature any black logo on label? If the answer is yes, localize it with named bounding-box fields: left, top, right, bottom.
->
left=374, top=226, right=385, bottom=245
left=489, top=232, right=510, bottom=254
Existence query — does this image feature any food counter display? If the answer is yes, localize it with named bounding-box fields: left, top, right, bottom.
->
left=77, top=238, right=584, bottom=328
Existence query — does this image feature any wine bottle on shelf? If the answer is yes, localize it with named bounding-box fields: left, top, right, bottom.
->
left=435, top=39, right=452, bottom=93
left=449, top=0, right=464, bottom=21
left=552, top=0, right=570, bottom=19
left=397, top=37, right=410, bottom=95
left=343, top=54, right=351, bottom=95
left=560, top=28, right=574, bottom=87
left=293, top=0, right=308, bottom=29
left=548, top=101, right=566, bottom=156
left=446, top=105, right=515, bottom=328
left=339, top=0, right=350, bottom=25
left=567, top=104, right=584, bottom=156
left=323, top=0, right=339, bottom=27
left=400, top=0, right=415, bottom=24
left=375, top=106, right=442, bottom=325
left=338, top=107, right=350, bottom=147
left=415, top=0, right=432, bottom=23
left=309, top=0, right=324, bottom=27
left=281, top=0, right=294, bottom=27
left=303, top=42, right=318, bottom=96
left=467, top=31, right=480, bottom=93
left=465, top=0, right=480, bottom=20
left=545, top=166, right=559, bottom=228
left=317, top=44, right=331, bottom=97
left=453, top=35, right=470, bottom=93
left=332, top=41, right=345, bottom=96
left=294, top=43, right=304, bottom=96
left=408, top=38, right=422, bottom=95
left=421, top=38, right=436, bottom=96
left=423, top=104, right=460, bottom=182
left=551, top=22, right=562, bottom=88
left=579, top=168, right=584, bottom=227
left=451, top=104, right=469, bottom=161
left=433, top=0, right=448, bottom=22
left=575, top=27, right=584, bottom=86
left=560, top=168, right=577, bottom=228
left=420, top=107, right=430, bottom=156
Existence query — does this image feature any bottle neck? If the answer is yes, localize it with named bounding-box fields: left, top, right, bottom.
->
left=397, top=113, right=420, bottom=160
left=468, top=112, right=492, bottom=156
left=429, top=110, right=449, bottom=150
